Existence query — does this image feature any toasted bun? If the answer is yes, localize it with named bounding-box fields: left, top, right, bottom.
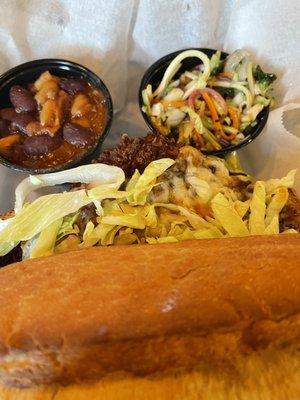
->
left=1, top=348, right=299, bottom=400
left=0, top=235, right=299, bottom=388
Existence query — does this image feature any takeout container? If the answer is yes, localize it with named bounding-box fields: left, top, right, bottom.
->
left=138, top=48, right=269, bottom=157
left=0, top=59, right=113, bottom=174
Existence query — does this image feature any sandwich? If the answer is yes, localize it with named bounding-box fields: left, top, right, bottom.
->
left=0, top=134, right=299, bottom=391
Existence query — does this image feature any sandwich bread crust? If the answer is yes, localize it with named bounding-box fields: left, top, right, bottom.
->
left=0, top=235, right=299, bottom=387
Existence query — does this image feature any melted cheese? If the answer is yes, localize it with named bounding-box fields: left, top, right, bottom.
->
left=149, top=147, right=250, bottom=217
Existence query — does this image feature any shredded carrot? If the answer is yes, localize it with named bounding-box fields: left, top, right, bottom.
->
left=220, top=126, right=235, bottom=141
left=218, top=71, right=232, bottom=79
left=0, top=134, right=21, bottom=149
left=198, top=101, right=206, bottom=118
left=161, top=100, right=187, bottom=109
left=202, top=92, right=224, bottom=134
left=193, top=129, right=204, bottom=147
left=228, top=106, right=240, bottom=130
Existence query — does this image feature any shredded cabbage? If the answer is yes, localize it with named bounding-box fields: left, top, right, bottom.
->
left=0, top=190, right=91, bottom=249
left=101, top=212, right=146, bottom=229
left=264, top=215, right=279, bottom=235
left=30, top=218, right=62, bottom=259
left=126, top=158, right=175, bottom=205
left=211, top=193, right=249, bottom=236
left=153, top=50, right=211, bottom=97
left=265, top=187, right=289, bottom=226
left=55, top=235, right=80, bottom=254
left=56, top=213, right=79, bottom=241
left=0, top=219, right=17, bottom=257
left=15, top=164, right=125, bottom=213
left=211, top=81, right=253, bottom=109
left=249, top=181, right=266, bottom=234
left=234, top=200, right=250, bottom=218
left=126, top=170, right=141, bottom=191
left=181, top=106, right=204, bottom=134
left=265, top=170, right=297, bottom=194
left=1, top=152, right=298, bottom=260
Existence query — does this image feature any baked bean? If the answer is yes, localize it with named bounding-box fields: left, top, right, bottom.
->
left=23, top=134, right=62, bottom=156
left=63, top=122, right=94, bottom=147
left=59, top=78, right=88, bottom=95
left=0, top=119, right=8, bottom=136
left=0, top=71, right=106, bottom=169
left=1, top=108, right=35, bottom=134
left=9, top=85, right=37, bottom=113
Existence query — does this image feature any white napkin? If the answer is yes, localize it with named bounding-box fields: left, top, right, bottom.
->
left=239, top=103, right=300, bottom=193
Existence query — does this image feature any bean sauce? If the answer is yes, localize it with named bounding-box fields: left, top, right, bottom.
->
left=0, top=71, right=107, bottom=169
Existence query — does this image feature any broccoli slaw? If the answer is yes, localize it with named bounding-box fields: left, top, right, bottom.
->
left=142, top=49, right=277, bottom=151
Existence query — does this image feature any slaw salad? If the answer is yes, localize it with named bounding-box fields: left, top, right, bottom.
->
left=142, top=49, right=277, bottom=151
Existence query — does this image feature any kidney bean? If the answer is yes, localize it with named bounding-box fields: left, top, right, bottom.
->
left=1, top=108, right=36, bottom=134
left=59, top=78, right=88, bottom=95
left=23, top=134, right=62, bottom=156
left=0, top=119, right=8, bottom=136
left=9, top=85, right=37, bottom=113
left=12, top=143, right=26, bottom=162
left=63, top=122, right=94, bottom=147
left=1, top=108, right=18, bottom=121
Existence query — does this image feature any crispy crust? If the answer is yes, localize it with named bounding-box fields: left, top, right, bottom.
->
left=0, top=235, right=299, bottom=387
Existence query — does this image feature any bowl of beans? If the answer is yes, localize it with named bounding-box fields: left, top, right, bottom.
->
left=0, top=59, right=113, bottom=173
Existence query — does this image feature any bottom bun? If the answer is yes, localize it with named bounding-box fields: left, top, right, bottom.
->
left=0, top=235, right=299, bottom=388
left=0, top=348, right=299, bottom=400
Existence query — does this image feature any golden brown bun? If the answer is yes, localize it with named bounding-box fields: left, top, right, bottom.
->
left=1, top=348, right=299, bottom=400
left=0, top=235, right=299, bottom=388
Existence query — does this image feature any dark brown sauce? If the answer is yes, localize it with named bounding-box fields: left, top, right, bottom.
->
left=0, top=73, right=107, bottom=169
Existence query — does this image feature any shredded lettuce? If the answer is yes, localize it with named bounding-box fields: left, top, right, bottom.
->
left=193, top=228, right=223, bottom=239
left=264, top=215, right=279, bottom=235
left=126, top=158, right=175, bottom=205
left=114, top=232, right=138, bottom=245
left=0, top=190, right=91, bottom=250
left=0, top=153, right=297, bottom=260
left=15, top=164, right=125, bottom=213
left=55, top=235, right=80, bottom=254
left=30, top=218, right=62, bottom=259
left=265, top=187, right=289, bottom=226
left=88, top=186, right=126, bottom=200
left=0, top=219, right=18, bottom=257
left=145, top=204, right=158, bottom=227
left=249, top=181, right=266, bottom=234
left=126, top=170, right=141, bottom=191
left=265, top=170, right=297, bottom=194
left=80, top=221, right=98, bottom=248
left=101, top=212, right=146, bottom=229
left=56, top=213, right=79, bottom=241
left=234, top=200, right=250, bottom=219
left=211, top=193, right=249, bottom=236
